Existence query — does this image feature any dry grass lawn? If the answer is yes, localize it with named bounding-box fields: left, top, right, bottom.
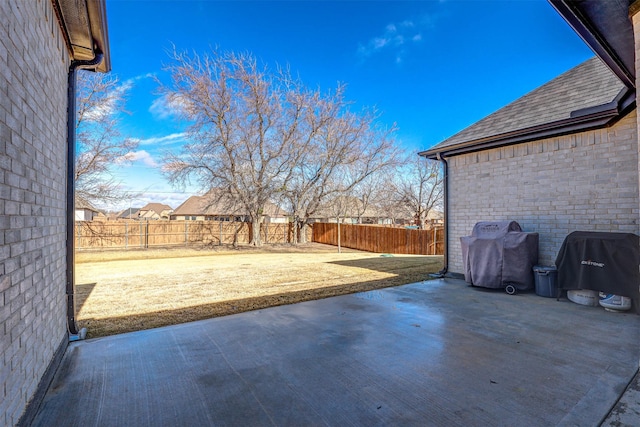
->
left=76, top=243, right=443, bottom=338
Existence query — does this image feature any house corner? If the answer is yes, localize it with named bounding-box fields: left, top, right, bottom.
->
left=631, top=2, right=640, bottom=236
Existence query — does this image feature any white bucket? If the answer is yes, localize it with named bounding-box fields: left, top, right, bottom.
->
left=567, top=289, right=599, bottom=307
left=598, top=292, right=632, bottom=312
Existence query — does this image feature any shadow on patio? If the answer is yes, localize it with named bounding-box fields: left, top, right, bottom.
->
left=77, top=275, right=437, bottom=338
left=76, top=255, right=443, bottom=338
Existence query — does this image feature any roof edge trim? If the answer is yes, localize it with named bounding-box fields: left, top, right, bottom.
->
left=86, top=0, right=111, bottom=73
left=570, top=87, right=630, bottom=118
left=549, top=0, right=635, bottom=89
left=54, top=0, right=111, bottom=73
left=419, top=91, right=635, bottom=159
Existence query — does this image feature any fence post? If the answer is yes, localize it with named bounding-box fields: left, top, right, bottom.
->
left=406, top=228, right=409, bottom=254
left=184, top=221, right=188, bottom=246
left=125, top=222, right=128, bottom=249
left=433, top=228, right=436, bottom=255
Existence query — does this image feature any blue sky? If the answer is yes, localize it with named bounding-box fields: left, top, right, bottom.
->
left=102, top=0, right=593, bottom=210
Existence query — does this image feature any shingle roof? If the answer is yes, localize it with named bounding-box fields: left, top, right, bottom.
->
left=313, top=196, right=389, bottom=219
left=172, top=193, right=242, bottom=216
left=261, top=201, right=288, bottom=217
left=118, top=208, right=141, bottom=218
left=172, top=191, right=288, bottom=217
left=140, top=203, right=173, bottom=213
left=420, top=57, right=631, bottom=158
left=75, top=196, right=99, bottom=212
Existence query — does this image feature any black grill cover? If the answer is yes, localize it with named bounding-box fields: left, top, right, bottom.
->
left=461, top=221, right=539, bottom=290
left=555, top=232, right=640, bottom=311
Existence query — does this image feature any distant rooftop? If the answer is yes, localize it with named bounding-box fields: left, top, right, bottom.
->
left=172, top=190, right=287, bottom=217
left=117, top=207, right=141, bottom=218
left=140, top=203, right=173, bottom=212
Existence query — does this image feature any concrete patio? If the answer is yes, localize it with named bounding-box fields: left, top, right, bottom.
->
left=30, top=279, right=639, bottom=426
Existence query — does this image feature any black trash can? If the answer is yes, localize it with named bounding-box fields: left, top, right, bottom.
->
left=533, top=266, right=558, bottom=298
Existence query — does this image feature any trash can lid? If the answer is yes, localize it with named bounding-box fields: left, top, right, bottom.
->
left=533, top=265, right=557, bottom=272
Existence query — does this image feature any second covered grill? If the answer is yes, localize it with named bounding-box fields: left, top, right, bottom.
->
left=461, top=221, right=539, bottom=294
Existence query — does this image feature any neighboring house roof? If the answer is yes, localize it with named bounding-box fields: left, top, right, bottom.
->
left=313, top=196, right=391, bottom=219
left=172, top=191, right=287, bottom=218
left=420, top=57, right=634, bottom=159
left=261, top=201, right=288, bottom=217
left=54, top=0, right=111, bottom=72
left=171, top=196, right=201, bottom=216
left=172, top=194, right=242, bottom=217
left=139, top=203, right=173, bottom=215
left=75, top=196, right=99, bottom=213
left=426, top=210, right=444, bottom=221
left=118, top=208, right=141, bottom=219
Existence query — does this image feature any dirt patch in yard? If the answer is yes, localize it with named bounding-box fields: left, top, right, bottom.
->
left=76, top=243, right=443, bottom=338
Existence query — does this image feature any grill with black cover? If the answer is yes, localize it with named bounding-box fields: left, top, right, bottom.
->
left=555, top=231, right=639, bottom=313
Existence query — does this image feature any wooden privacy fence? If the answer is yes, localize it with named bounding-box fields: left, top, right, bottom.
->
left=75, top=220, right=311, bottom=250
left=312, top=223, right=444, bottom=255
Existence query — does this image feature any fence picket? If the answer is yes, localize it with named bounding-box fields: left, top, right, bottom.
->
left=75, top=220, right=312, bottom=250
left=76, top=221, right=442, bottom=254
left=311, top=223, right=443, bottom=255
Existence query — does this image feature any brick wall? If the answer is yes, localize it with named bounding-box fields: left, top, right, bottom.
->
left=447, top=110, right=639, bottom=274
left=633, top=9, right=640, bottom=262
left=0, top=1, right=70, bottom=425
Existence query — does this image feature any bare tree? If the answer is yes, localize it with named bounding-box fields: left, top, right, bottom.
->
left=349, top=173, right=390, bottom=224
left=160, top=48, right=400, bottom=246
left=285, top=108, right=400, bottom=243
left=374, top=182, right=406, bottom=225
left=76, top=70, right=138, bottom=206
left=394, top=155, right=443, bottom=229
left=160, top=49, right=315, bottom=245
left=326, top=193, right=353, bottom=253
left=320, top=173, right=392, bottom=253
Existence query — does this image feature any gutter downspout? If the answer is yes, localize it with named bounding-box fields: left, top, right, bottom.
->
left=66, top=51, right=104, bottom=341
left=431, top=152, right=448, bottom=278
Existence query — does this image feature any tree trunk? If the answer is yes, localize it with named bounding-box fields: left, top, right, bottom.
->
left=298, top=222, right=308, bottom=243
left=292, top=217, right=299, bottom=245
left=250, top=217, right=262, bottom=246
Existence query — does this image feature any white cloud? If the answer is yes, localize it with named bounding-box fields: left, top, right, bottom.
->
left=357, top=18, right=424, bottom=62
left=84, top=73, right=155, bottom=121
left=134, top=132, right=188, bottom=146
left=84, top=100, right=116, bottom=122
left=149, top=93, right=189, bottom=120
left=121, top=150, right=159, bottom=168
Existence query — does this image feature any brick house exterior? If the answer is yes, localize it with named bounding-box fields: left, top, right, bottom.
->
left=421, top=3, right=640, bottom=278
left=443, top=111, right=638, bottom=273
left=138, top=203, right=174, bottom=220
left=0, top=1, right=109, bottom=425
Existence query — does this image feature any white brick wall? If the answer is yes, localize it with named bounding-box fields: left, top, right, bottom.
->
left=1, top=1, right=70, bottom=425
left=447, top=111, right=639, bottom=274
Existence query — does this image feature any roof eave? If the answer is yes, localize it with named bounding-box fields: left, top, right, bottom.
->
left=55, top=0, right=111, bottom=72
left=420, top=90, right=635, bottom=159
left=549, top=0, right=634, bottom=89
